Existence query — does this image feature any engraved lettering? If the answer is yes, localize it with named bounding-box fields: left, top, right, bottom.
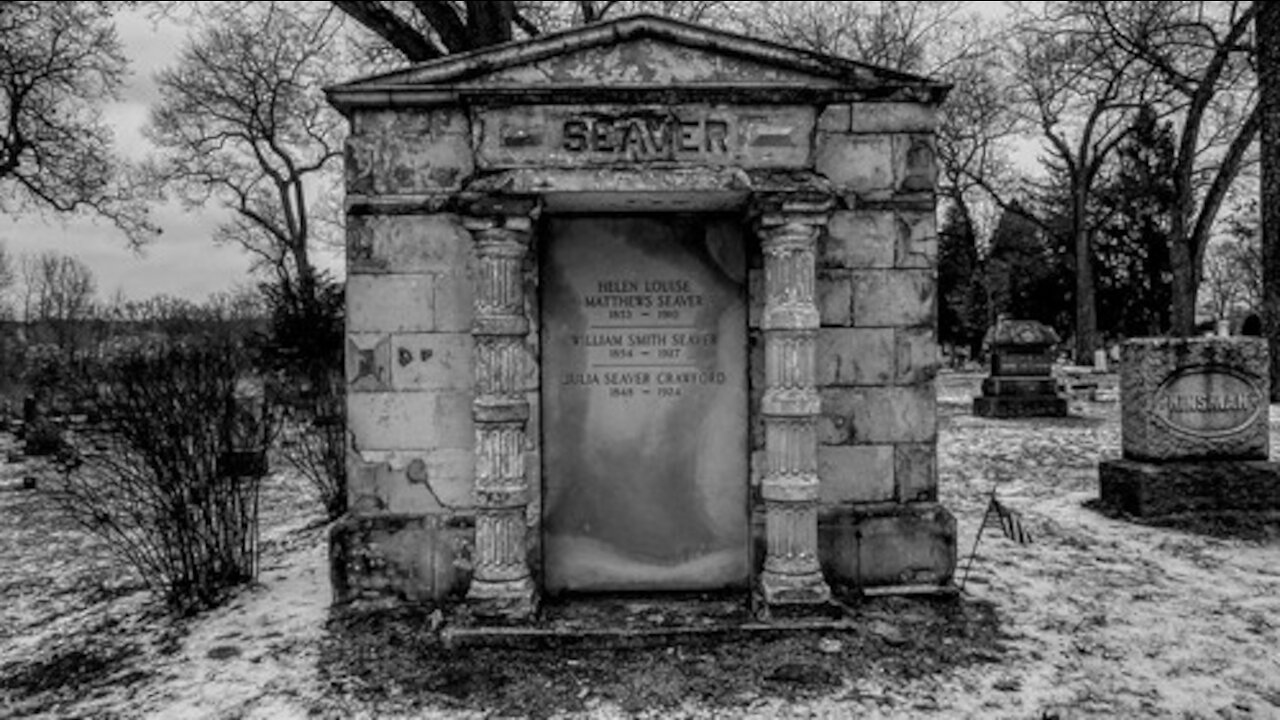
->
left=562, top=119, right=588, bottom=152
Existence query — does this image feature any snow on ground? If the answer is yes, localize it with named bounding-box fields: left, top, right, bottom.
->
left=3, top=374, right=1280, bottom=719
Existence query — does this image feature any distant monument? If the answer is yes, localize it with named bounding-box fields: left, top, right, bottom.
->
left=1098, top=337, right=1280, bottom=517
left=973, top=319, right=1069, bottom=418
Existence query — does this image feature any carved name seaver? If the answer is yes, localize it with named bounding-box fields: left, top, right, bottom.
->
left=562, top=115, right=731, bottom=159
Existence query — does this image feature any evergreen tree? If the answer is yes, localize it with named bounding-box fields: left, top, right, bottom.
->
left=1094, top=105, right=1177, bottom=338
left=937, top=202, right=988, bottom=360
left=986, top=200, right=1072, bottom=336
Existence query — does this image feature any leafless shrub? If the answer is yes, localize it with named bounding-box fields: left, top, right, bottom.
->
left=275, top=369, right=345, bottom=521
left=49, top=338, right=273, bottom=614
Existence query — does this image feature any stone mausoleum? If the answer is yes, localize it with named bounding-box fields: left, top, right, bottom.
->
left=326, top=15, right=956, bottom=617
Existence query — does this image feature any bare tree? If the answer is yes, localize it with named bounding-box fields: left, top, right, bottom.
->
left=20, top=251, right=97, bottom=354
left=146, top=2, right=347, bottom=319
left=0, top=242, right=15, bottom=320
left=0, top=1, right=155, bottom=245
left=1200, top=234, right=1260, bottom=323
left=1084, top=1, right=1259, bottom=337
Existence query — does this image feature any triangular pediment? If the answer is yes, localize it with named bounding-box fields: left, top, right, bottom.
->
left=328, top=14, right=947, bottom=108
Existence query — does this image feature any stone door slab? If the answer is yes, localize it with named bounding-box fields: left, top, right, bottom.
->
left=541, top=215, right=749, bottom=593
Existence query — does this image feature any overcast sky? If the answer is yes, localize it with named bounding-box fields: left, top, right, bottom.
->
left=1, top=7, right=343, bottom=304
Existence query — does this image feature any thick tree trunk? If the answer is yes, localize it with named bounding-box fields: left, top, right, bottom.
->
left=1261, top=3, right=1280, bottom=400
left=1169, top=185, right=1198, bottom=337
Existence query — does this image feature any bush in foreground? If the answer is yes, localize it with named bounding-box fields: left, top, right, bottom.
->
left=50, top=338, right=273, bottom=614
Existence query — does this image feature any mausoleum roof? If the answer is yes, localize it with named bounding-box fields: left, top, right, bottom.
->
left=327, top=13, right=951, bottom=111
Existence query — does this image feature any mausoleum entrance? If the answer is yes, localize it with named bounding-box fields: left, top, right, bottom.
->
left=541, top=214, right=750, bottom=594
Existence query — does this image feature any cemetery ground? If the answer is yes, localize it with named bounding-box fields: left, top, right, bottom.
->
left=3, top=373, right=1280, bottom=720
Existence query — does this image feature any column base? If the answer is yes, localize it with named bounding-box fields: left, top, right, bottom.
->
left=759, top=569, right=831, bottom=606
left=467, top=576, right=538, bottom=620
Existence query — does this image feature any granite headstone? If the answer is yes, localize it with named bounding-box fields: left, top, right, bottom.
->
left=973, top=319, right=1068, bottom=418
left=1098, top=337, right=1280, bottom=517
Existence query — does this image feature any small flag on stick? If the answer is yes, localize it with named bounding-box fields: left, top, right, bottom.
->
left=986, top=495, right=1032, bottom=545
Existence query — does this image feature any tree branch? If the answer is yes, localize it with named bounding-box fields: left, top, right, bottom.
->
left=333, top=0, right=443, bottom=61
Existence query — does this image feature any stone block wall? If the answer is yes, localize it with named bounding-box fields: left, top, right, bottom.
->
left=809, top=102, right=954, bottom=589
left=335, top=109, right=482, bottom=605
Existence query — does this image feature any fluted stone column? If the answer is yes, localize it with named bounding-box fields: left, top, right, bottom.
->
left=465, top=211, right=537, bottom=618
left=758, top=214, right=832, bottom=605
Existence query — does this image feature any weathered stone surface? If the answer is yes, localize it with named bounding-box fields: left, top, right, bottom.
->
left=819, top=503, right=956, bottom=588
left=347, top=274, right=475, bottom=334
left=981, top=377, right=1058, bottom=396
left=820, top=385, right=936, bottom=444
left=1099, top=458, right=1280, bottom=517
left=347, top=334, right=392, bottom=392
left=814, top=133, right=894, bottom=199
left=351, top=108, right=469, bottom=137
left=818, top=444, right=895, bottom=504
left=347, top=214, right=473, bottom=275
left=466, top=36, right=847, bottom=88
left=895, top=443, right=937, bottom=503
left=348, top=449, right=474, bottom=514
left=346, top=110, right=473, bottom=195
left=348, top=391, right=473, bottom=451
left=893, top=134, right=937, bottom=194
left=816, top=270, right=852, bottom=326
left=821, top=210, right=896, bottom=269
left=851, top=270, right=935, bottom=327
left=817, top=104, right=851, bottom=132
left=973, top=395, right=1068, bottom=419
left=477, top=104, right=815, bottom=170
left=330, top=514, right=471, bottom=605
left=387, top=333, right=475, bottom=391
left=895, top=209, right=936, bottom=269
left=895, top=327, right=938, bottom=385
left=849, top=103, right=938, bottom=134
left=817, top=328, right=893, bottom=386
left=1120, top=337, right=1268, bottom=461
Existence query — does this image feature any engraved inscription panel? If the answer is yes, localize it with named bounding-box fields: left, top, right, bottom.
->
left=541, top=215, right=749, bottom=593
left=1153, top=366, right=1265, bottom=438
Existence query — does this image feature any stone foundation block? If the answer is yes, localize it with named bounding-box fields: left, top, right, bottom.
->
left=330, top=513, right=472, bottom=605
left=973, top=395, right=1068, bottom=418
left=819, top=503, right=956, bottom=588
left=1120, top=337, right=1268, bottom=461
left=1098, top=458, right=1280, bottom=517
